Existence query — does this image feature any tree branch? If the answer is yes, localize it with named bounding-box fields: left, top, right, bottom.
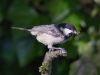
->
left=39, top=49, right=67, bottom=75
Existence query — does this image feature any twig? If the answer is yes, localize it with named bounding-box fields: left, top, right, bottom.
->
left=39, top=49, right=67, bottom=75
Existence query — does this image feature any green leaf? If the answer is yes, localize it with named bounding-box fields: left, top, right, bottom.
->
left=44, top=0, right=69, bottom=22
left=91, top=8, right=98, bottom=17
left=61, top=13, right=80, bottom=30
left=7, top=0, right=38, bottom=27
left=16, top=37, right=43, bottom=67
left=94, top=0, right=100, bottom=4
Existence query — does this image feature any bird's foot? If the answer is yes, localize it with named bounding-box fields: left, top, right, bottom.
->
left=49, top=47, right=62, bottom=51
left=49, top=47, right=67, bottom=56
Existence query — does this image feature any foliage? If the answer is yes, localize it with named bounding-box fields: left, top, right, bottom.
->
left=0, top=0, right=100, bottom=75
left=39, top=63, right=49, bottom=74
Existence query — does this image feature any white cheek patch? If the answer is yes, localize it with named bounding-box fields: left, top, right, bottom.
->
left=63, top=28, right=72, bottom=35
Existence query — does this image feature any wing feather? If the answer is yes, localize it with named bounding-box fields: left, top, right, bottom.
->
left=32, top=24, right=62, bottom=37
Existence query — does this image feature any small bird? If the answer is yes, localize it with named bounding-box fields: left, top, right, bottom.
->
left=12, top=23, right=79, bottom=51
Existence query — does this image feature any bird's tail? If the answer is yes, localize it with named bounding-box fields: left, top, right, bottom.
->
left=11, top=27, right=31, bottom=31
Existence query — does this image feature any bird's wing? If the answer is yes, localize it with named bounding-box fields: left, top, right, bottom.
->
left=32, top=24, right=62, bottom=37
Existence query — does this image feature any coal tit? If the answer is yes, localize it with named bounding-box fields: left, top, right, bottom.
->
left=12, top=23, right=79, bottom=51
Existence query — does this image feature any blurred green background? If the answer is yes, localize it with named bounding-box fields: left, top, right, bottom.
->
left=0, top=0, right=100, bottom=75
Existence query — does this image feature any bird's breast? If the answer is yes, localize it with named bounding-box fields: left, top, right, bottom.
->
left=36, top=33, right=65, bottom=45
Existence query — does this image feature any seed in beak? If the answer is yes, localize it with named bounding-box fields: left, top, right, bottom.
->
left=73, top=31, right=80, bottom=34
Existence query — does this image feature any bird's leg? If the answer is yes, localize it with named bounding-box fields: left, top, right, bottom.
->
left=48, top=45, right=66, bottom=56
left=48, top=45, right=54, bottom=51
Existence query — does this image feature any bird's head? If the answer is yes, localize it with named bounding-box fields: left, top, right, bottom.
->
left=58, top=23, right=80, bottom=37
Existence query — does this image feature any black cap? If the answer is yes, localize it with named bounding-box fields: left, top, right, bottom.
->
left=58, top=23, right=76, bottom=31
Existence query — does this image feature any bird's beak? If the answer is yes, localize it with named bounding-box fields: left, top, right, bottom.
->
left=73, top=31, right=80, bottom=35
